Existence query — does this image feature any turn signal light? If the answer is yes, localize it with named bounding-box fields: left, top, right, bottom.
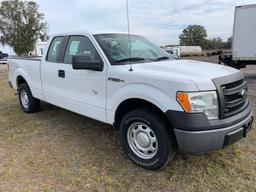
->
left=177, top=92, right=191, bottom=112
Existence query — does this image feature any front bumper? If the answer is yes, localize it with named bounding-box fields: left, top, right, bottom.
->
left=166, top=103, right=253, bottom=153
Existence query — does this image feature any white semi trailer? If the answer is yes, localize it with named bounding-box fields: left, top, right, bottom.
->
left=219, top=4, right=256, bottom=69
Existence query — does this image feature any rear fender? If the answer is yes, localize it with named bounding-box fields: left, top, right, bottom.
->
left=14, top=68, right=31, bottom=90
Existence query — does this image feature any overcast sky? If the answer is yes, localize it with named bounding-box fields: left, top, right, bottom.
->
left=1, top=0, right=256, bottom=54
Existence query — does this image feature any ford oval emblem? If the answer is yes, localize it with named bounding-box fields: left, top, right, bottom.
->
left=241, top=89, right=247, bottom=97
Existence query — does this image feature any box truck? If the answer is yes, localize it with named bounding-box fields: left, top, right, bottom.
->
left=219, top=4, right=256, bottom=69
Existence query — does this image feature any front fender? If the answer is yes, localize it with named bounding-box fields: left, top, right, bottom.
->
left=106, top=83, right=183, bottom=124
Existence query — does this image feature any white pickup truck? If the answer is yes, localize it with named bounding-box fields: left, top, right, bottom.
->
left=8, top=32, right=253, bottom=170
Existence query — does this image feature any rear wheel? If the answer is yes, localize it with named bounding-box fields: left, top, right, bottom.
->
left=119, top=108, right=176, bottom=170
left=18, top=83, right=40, bottom=113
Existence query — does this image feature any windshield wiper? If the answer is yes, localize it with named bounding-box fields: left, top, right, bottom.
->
left=114, top=57, right=146, bottom=64
left=154, top=56, right=171, bottom=61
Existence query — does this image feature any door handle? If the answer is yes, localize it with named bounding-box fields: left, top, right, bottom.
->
left=58, top=70, right=65, bottom=78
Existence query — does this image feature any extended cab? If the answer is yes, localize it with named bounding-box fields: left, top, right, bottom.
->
left=8, top=32, right=253, bottom=170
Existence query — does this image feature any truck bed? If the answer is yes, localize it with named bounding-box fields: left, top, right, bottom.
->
left=8, top=56, right=42, bottom=61
left=8, top=56, right=42, bottom=99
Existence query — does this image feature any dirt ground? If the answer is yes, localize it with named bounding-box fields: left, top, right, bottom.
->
left=0, top=59, right=256, bottom=192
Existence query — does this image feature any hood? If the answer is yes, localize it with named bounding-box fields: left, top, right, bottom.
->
left=131, top=59, right=240, bottom=90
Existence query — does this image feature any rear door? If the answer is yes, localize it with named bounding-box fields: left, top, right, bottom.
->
left=41, top=36, right=66, bottom=101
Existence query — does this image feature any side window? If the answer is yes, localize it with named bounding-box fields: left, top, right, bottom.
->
left=47, top=36, right=63, bottom=62
left=64, top=36, right=101, bottom=64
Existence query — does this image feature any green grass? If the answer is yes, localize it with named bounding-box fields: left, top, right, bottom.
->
left=0, top=67, right=256, bottom=191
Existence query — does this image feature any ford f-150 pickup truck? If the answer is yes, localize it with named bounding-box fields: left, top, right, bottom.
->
left=8, top=32, right=253, bottom=170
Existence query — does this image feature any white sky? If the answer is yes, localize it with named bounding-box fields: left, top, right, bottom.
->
left=1, top=0, right=256, bottom=54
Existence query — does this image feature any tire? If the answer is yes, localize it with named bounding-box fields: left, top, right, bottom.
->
left=18, top=83, right=40, bottom=113
left=119, top=108, right=176, bottom=170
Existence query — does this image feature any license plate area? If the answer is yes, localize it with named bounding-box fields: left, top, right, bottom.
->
left=223, top=127, right=244, bottom=147
left=244, top=117, right=253, bottom=135
left=223, top=117, right=253, bottom=147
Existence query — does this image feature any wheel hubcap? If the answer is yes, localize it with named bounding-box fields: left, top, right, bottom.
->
left=127, top=122, right=158, bottom=159
left=20, top=89, right=29, bottom=109
left=137, top=132, right=150, bottom=148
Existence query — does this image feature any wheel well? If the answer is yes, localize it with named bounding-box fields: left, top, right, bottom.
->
left=114, top=98, right=170, bottom=129
left=17, top=76, right=27, bottom=88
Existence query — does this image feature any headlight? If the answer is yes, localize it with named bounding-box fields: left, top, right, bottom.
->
left=177, top=91, right=219, bottom=120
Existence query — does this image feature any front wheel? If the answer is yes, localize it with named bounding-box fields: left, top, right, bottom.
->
left=119, top=108, right=176, bottom=170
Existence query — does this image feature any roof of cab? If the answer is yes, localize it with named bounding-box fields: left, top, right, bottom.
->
left=50, top=31, right=139, bottom=37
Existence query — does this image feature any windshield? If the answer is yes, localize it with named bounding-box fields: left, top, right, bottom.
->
left=94, top=34, right=172, bottom=65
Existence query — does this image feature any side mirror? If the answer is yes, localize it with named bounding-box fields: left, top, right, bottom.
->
left=72, top=56, right=103, bottom=71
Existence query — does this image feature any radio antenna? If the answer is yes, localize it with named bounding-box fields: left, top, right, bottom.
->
left=126, top=0, right=133, bottom=71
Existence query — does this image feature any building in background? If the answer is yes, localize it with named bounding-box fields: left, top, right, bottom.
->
left=163, top=47, right=180, bottom=59
left=30, top=42, right=47, bottom=56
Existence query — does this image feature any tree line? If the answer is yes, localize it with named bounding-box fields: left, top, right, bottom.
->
left=179, top=25, right=232, bottom=50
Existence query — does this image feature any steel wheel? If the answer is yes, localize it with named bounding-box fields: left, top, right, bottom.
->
left=20, top=89, right=29, bottom=109
left=127, top=122, right=158, bottom=159
left=18, top=84, right=40, bottom=113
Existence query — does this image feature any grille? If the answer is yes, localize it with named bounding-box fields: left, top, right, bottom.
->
left=221, top=78, right=248, bottom=117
